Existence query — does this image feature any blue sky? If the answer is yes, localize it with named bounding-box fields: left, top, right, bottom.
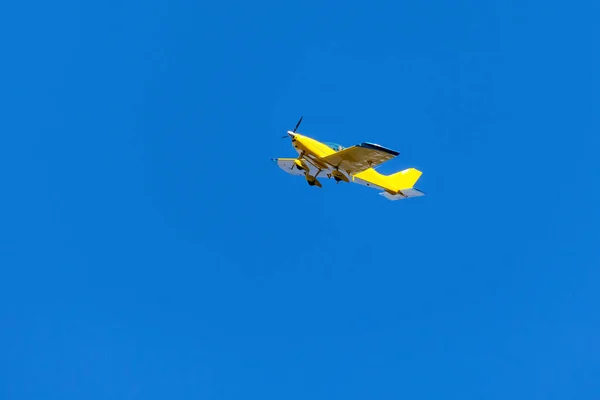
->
left=1, top=0, right=598, bottom=398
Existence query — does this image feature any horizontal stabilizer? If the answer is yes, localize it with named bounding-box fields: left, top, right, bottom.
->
left=379, top=188, right=425, bottom=201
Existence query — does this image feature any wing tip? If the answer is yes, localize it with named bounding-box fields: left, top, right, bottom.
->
left=359, top=142, right=399, bottom=156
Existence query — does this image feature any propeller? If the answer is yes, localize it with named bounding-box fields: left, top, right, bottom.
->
left=281, top=116, right=303, bottom=138
left=293, top=116, right=303, bottom=132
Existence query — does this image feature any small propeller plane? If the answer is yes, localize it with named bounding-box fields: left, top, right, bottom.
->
left=272, top=117, right=425, bottom=200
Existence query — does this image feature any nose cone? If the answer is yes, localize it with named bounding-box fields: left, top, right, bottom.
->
left=287, top=130, right=296, bottom=138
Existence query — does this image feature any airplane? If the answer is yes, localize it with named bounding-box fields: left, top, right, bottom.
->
left=272, top=117, right=425, bottom=201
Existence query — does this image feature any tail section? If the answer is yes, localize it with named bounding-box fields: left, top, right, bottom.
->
left=386, top=168, right=422, bottom=190
left=379, top=187, right=425, bottom=201
left=353, top=167, right=424, bottom=200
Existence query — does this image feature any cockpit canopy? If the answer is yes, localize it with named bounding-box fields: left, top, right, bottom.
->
left=324, top=142, right=346, bottom=152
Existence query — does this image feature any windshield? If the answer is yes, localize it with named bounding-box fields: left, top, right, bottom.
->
left=324, top=142, right=345, bottom=152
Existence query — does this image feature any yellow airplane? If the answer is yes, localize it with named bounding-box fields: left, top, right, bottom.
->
left=272, top=117, right=425, bottom=201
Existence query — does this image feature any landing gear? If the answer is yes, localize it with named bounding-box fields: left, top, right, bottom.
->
left=305, top=171, right=322, bottom=188
left=331, top=169, right=349, bottom=183
left=294, top=158, right=308, bottom=172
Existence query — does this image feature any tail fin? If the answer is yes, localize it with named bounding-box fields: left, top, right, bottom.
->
left=353, top=167, right=423, bottom=193
left=387, top=168, right=422, bottom=190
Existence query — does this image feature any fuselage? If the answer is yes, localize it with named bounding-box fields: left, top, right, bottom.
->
left=291, top=133, right=335, bottom=157
left=288, top=133, right=346, bottom=175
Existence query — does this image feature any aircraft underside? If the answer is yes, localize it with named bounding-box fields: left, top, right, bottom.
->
left=272, top=156, right=425, bottom=201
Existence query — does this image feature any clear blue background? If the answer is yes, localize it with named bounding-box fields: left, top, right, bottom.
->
left=1, top=0, right=598, bottom=398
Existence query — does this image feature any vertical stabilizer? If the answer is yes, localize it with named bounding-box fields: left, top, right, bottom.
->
left=353, top=167, right=423, bottom=193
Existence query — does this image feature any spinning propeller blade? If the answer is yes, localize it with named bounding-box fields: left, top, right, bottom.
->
left=281, top=116, right=304, bottom=138
left=293, top=116, right=303, bottom=133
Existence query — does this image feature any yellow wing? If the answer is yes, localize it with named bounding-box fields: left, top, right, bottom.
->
left=321, top=142, right=399, bottom=174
